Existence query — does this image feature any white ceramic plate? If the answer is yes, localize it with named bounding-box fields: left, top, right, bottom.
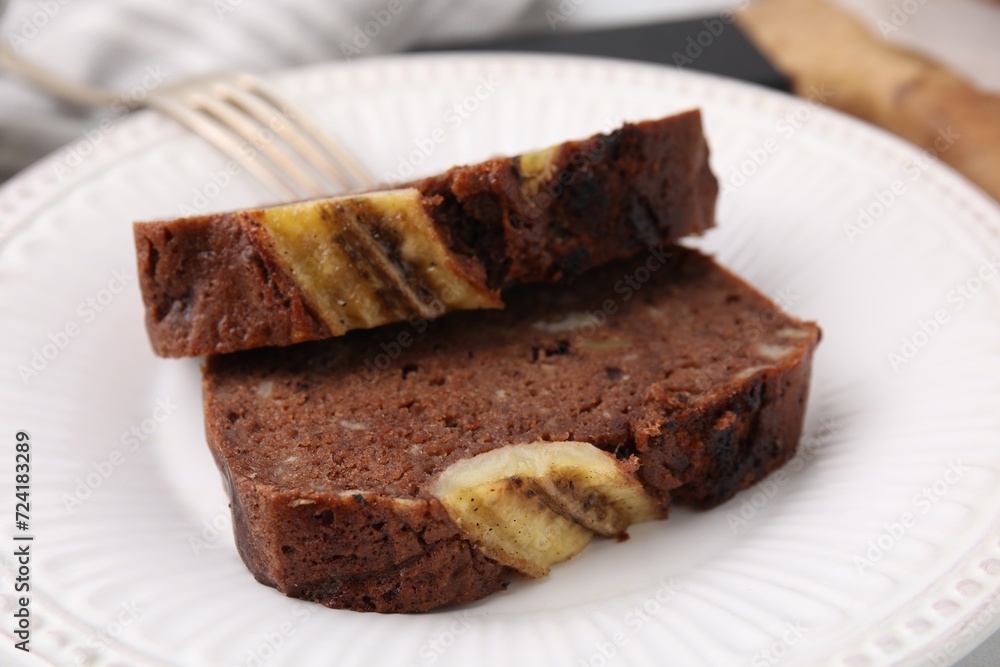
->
left=2, top=54, right=999, bottom=667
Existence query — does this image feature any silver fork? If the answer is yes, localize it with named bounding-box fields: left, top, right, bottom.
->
left=0, top=47, right=374, bottom=198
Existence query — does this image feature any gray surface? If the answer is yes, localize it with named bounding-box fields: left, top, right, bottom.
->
left=956, top=626, right=1000, bottom=667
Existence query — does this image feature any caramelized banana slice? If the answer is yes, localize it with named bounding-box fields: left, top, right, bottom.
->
left=430, top=441, right=663, bottom=578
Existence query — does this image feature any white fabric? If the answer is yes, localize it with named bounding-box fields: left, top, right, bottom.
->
left=0, top=0, right=536, bottom=180
left=2, top=0, right=996, bottom=181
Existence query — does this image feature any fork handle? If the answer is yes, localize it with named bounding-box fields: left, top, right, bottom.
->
left=0, top=47, right=125, bottom=109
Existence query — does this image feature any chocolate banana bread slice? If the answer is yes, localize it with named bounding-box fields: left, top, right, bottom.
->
left=203, top=247, right=820, bottom=613
left=136, top=110, right=717, bottom=357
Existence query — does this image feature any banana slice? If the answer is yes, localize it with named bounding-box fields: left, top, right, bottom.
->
left=256, top=189, right=500, bottom=335
left=430, top=441, right=663, bottom=578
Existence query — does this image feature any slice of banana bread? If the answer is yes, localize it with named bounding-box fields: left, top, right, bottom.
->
left=136, top=110, right=717, bottom=358
left=202, top=247, right=820, bottom=613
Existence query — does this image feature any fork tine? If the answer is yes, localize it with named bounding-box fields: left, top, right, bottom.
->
left=224, top=83, right=359, bottom=193
left=148, top=95, right=299, bottom=200
left=240, top=74, right=375, bottom=191
left=195, top=88, right=328, bottom=197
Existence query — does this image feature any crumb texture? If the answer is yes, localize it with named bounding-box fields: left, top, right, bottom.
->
left=203, top=247, right=819, bottom=612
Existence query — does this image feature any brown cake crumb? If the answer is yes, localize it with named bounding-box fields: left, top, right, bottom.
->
left=203, top=247, right=820, bottom=612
